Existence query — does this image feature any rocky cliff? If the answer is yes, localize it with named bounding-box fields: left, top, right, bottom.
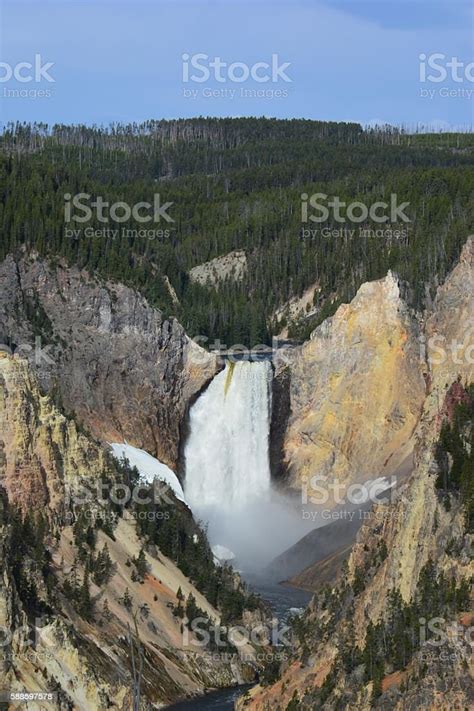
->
left=0, top=354, right=257, bottom=708
left=0, top=352, right=106, bottom=517
left=188, top=250, right=247, bottom=288
left=273, top=270, right=427, bottom=494
left=238, top=236, right=474, bottom=710
left=0, top=252, right=218, bottom=470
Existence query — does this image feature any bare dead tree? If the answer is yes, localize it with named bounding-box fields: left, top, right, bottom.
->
left=127, top=613, right=144, bottom=711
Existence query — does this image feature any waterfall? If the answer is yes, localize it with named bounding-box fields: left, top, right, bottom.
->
left=184, top=359, right=314, bottom=570
left=184, top=360, right=272, bottom=511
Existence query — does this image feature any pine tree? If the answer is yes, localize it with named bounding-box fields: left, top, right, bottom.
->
left=77, top=570, right=94, bottom=620
left=185, top=593, right=199, bottom=625
left=133, top=548, right=148, bottom=581
left=120, top=587, right=133, bottom=611
left=93, top=543, right=114, bottom=586
left=371, top=663, right=384, bottom=701
left=102, top=598, right=112, bottom=621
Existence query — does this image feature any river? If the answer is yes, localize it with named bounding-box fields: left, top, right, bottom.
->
left=164, top=684, right=253, bottom=711
left=163, top=579, right=312, bottom=710
left=177, top=359, right=313, bottom=709
left=246, top=576, right=313, bottom=624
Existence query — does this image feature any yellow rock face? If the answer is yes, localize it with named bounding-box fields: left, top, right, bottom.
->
left=0, top=355, right=106, bottom=517
left=426, top=235, right=474, bottom=393
left=0, top=355, right=248, bottom=706
left=276, top=271, right=427, bottom=493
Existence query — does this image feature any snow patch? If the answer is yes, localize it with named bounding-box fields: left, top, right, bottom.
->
left=110, top=443, right=186, bottom=503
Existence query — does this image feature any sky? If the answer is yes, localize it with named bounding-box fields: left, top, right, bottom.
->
left=0, top=0, right=473, bottom=129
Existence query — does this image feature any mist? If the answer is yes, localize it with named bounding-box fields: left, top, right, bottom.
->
left=191, top=487, right=318, bottom=573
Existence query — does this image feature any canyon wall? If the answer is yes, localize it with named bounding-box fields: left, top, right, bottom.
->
left=239, top=236, right=474, bottom=710
left=0, top=253, right=218, bottom=469
left=0, top=354, right=253, bottom=707
left=273, top=271, right=427, bottom=492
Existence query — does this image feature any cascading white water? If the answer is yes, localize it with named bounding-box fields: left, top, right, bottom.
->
left=184, top=360, right=272, bottom=510
left=184, top=358, right=316, bottom=569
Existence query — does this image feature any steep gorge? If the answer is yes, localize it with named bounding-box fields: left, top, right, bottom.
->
left=0, top=236, right=472, bottom=710
left=0, top=354, right=259, bottom=708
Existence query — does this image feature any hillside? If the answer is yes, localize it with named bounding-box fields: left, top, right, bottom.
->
left=0, top=252, right=218, bottom=469
left=0, top=119, right=473, bottom=710
left=1, top=119, right=473, bottom=346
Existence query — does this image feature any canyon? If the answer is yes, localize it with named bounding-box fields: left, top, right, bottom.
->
left=0, top=235, right=472, bottom=709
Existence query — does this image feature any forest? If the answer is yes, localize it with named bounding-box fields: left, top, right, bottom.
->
left=1, top=118, right=473, bottom=345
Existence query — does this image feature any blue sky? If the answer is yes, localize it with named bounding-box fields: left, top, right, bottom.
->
left=0, top=0, right=472, bottom=128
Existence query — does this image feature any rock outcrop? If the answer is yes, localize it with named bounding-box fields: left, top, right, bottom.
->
left=0, top=252, right=218, bottom=470
left=276, top=235, right=474, bottom=497
left=273, top=271, right=427, bottom=493
left=273, top=281, right=321, bottom=339
left=426, top=235, right=474, bottom=393
left=0, top=353, right=106, bottom=517
left=188, top=249, right=247, bottom=287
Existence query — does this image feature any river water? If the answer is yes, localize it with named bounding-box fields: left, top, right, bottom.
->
left=163, top=580, right=312, bottom=710
left=164, top=684, right=253, bottom=711
left=246, top=577, right=313, bottom=623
